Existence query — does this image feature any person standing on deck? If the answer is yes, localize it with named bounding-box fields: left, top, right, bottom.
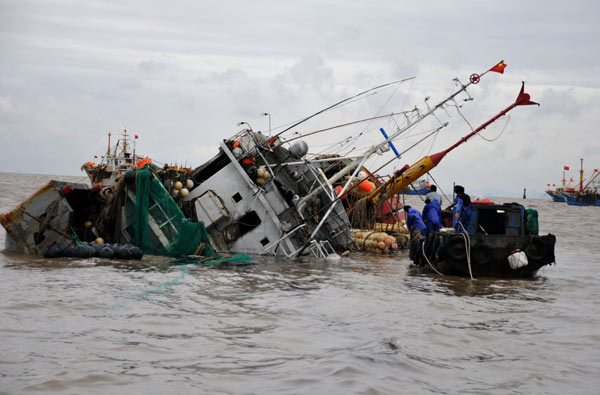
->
left=422, top=198, right=441, bottom=234
left=426, top=185, right=443, bottom=205
left=403, top=205, right=427, bottom=237
left=448, top=185, right=471, bottom=233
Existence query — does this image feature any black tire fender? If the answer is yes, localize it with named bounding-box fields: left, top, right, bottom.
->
left=471, top=243, right=492, bottom=265
left=445, top=235, right=467, bottom=261
left=525, top=236, right=546, bottom=262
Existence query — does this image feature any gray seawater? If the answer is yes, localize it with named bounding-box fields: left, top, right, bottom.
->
left=1, top=172, right=599, bottom=395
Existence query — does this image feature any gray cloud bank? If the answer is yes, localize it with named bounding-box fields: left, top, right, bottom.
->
left=1, top=0, right=599, bottom=197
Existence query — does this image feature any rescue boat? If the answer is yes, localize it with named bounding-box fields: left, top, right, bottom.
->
left=409, top=202, right=556, bottom=278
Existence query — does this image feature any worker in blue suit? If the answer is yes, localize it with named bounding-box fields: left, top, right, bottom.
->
left=403, top=205, right=427, bottom=237
left=422, top=198, right=441, bottom=234
left=448, top=185, right=471, bottom=233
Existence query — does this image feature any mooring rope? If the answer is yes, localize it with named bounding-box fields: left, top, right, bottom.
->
left=458, top=221, right=474, bottom=280
left=421, top=240, right=444, bottom=276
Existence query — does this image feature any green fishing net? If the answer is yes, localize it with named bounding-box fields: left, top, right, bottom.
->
left=126, top=168, right=216, bottom=257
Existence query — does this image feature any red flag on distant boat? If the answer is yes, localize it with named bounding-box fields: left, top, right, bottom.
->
left=564, top=166, right=570, bottom=171
left=570, top=178, right=574, bottom=182
left=489, top=61, right=507, bottom=74
left=595, top=169, right=599, bottom=172
left=94, top=155, right=98, bottom=158
left=547, top=184, right=550, bottom=186
left=135, top=135, right=138, bottom=139
left=552, top=184, right=556, bottom=186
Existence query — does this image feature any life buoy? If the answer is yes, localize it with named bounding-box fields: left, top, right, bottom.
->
left=525, top=236, right=546, bottom=262
left=471, top=243, right=492, bottom=265
left=445, top=235, right=467, bottom=261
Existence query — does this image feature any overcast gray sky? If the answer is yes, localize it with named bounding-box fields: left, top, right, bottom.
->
left=1, top=0, right=599, bottom=197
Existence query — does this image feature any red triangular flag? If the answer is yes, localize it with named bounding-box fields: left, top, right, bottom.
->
left=490, top=61, right=507, bottom=74
left=564, top=166, right=570, bottom=171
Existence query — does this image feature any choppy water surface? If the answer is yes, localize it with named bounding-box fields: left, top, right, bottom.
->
left=1, top=172, right=599, bottom=394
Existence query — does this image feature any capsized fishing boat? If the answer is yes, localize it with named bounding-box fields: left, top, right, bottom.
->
left=179, top=129, right=353, bottom=258
left=0, top=180, right=100, bottom=255
left=411, top=202, right=556, bottom=278
left=0, top=167, right=216, bottom=260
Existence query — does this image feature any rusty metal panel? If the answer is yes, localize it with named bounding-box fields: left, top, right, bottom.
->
left=0, top=181, right=73, bottom=255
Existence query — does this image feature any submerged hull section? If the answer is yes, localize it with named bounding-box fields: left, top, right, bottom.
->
left=0, top=181, right=90, bottom=255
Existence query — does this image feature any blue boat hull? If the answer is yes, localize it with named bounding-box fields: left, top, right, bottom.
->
left=563, top=194, right=600, bottom=206
left=545, top=190, right=565, bottom=202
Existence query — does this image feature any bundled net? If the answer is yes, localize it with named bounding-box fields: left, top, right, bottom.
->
left=127, top=168, right=216, bottom=257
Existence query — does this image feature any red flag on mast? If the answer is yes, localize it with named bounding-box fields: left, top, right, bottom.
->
left=489, top=61, right=507, bottom=74
left=135, top=135, right=138, bottom=139
left=564, top=166, right=570, bottom=171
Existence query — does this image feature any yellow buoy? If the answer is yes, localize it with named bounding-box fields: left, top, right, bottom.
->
left=180, top=188, right=190, bottom=197
left=186, top=179, right=194, bottom=189
left=84, top=220, right=93, bottom=228
left=174, top=181, right=183, bottom=190
left=95, top=237, right=104, bottom=244
left=172, top=189, right=179, bottom=198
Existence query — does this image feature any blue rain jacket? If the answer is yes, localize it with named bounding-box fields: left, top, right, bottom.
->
left=422, top=201, right=441, bottom=233
left=406, top=208, right=427, bottom=237
left=452, top=194, right=472, bottom=232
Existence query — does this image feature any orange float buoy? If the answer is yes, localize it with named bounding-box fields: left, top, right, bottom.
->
left=358, top=179, right=375, bottom=192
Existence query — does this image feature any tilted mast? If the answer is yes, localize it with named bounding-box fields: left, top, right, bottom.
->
left=293, top=61, right=508, bottom=255
left=370, top=82, right=539, bottom=205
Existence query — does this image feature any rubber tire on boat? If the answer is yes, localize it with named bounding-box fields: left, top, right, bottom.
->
left=445, top=235, right=467, bottom=261
left=471, top=243, right=492, bottom=265
left=423, top=233, right=441, bottom=261
left=525, top=236, right=546, bottom=262
left=410, top=237, right=422, bottom=265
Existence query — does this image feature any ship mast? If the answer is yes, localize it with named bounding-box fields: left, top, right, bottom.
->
left=580, top=158, right=584, bottom=192
left=369, top=82, right=539, bottom=205
left=121, top=128, right=130, bottom=155
left=106, top=132, right=112, bottom=159
left=292, top=61, right=507, bottom=256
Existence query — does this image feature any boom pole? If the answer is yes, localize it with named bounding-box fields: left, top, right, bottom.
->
left=370, top=82, right=539, bottom=205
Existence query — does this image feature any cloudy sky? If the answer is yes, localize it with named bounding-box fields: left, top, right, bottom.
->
left=1, top=0, right=599, bottom=197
